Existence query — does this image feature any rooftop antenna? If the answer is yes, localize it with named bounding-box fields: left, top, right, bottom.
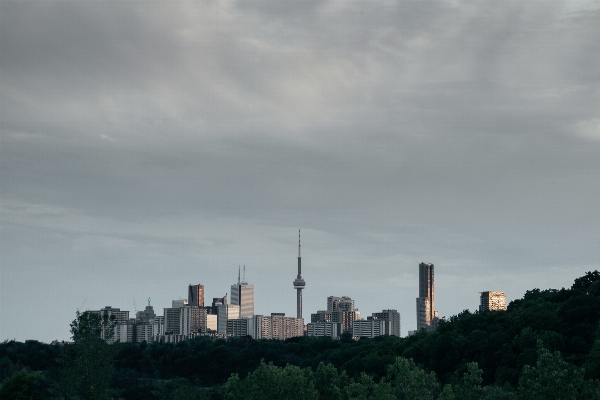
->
left=243, top=264, right=246, bottom=284
left=133, top=298, right=138, bottom=314
left=298, top=229, right=301, bottom=260
left=238, top=265, right=241, bottom=285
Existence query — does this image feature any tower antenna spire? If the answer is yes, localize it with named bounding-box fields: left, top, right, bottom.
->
left=238, top=265, right=241, bottom=285
left=298, top=229, right=301, bottom=265
left=243, top=264, right=246, bottom=284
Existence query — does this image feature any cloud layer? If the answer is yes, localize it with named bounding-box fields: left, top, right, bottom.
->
left=1, top=0, right=599, bottom=341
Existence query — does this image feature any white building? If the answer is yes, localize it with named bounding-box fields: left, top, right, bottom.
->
left=206, top=314, right=217, bottom=332
left=153, top=316, right=165, bottom=337
left=353, top=319, right=385, bottom=339
left=306, top=321, right=338, bottom=338
left=370, top=309, right=401, bottom=337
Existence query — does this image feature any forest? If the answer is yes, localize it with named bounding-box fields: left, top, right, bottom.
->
left=1, top=271, right=599, bottom=399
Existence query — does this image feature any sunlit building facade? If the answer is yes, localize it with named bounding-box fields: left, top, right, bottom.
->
left=479, top=291, right=507, bottom=312
left=416, top=262, right=438, bottom=331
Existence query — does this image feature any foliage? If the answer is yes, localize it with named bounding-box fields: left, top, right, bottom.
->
left=65, top=311, right=118, bottom=400
left=0, top=368, right=49, bottom=400
left=223, top=360, right=317, bottom=400
left=517, top=342, right=584, bottom=400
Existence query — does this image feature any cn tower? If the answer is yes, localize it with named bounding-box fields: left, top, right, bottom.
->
left=293, top=229, right=306, bottom=319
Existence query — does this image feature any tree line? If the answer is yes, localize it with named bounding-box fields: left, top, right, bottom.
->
left=1, top=271, right=599, bottom=399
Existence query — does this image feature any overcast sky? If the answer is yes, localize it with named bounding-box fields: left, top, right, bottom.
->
left=1, top=0, right=599, bottom=342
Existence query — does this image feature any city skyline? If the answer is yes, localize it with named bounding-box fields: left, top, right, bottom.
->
left=2, top=1, right=599, bottom=343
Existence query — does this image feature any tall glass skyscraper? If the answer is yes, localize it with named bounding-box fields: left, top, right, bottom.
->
left=231, top=266, right=254, bottom=318
left=416, top=262, right=438, bottom=331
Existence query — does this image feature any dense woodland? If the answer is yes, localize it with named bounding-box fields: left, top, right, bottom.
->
left=1, top=271, right=600, bottom=399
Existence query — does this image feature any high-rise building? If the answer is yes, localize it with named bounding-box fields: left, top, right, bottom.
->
left=311, top=310, right=333, bottom=323
left=231, top=266, right=254, bottom=318
left=212, top=295, right=227, bottom=315
left=217, top=304, right=240, bottom=334
left=416, top=262, right=438, bottom=331
left=164, top=307, right=183, bottom=335
left=327, top=296, right=355, bottom=312
left=370, top=309, right=401, bottom=337
left=314, top=295, right=359, bottom=336
left=353, top=319, right=385, bottom=338
left=332, top=310, right=360, bottom=334
left=306, top=321, right=339, bottom=338
left=90, top=306, right=130, bottom=343
left=479, top=291, right=507, bottom=312
left=293, top=230, right=306, bottom=319
left=188, top=284, right=205, bottom=307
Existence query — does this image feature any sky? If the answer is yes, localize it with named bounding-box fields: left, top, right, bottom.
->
left=1, top=0, right=599, bottom=342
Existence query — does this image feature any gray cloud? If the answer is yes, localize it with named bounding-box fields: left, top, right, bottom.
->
left=1, top=0, right=599, bottom=341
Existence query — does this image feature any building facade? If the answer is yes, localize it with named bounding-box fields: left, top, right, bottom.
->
left=416, top=262, right=438, bottom=331
left=230, top=268, right=254, bottom=318
left=353, top=319, right=385, bottom=338
left=188, top=284, right=205, bottom=307
left=306, top=321, right=339, bottom=338
left=217, top=304, right=240, bottom=334
left=370, top=309, right=401, bottom=337
left=479, top=291, right=507, bottom=312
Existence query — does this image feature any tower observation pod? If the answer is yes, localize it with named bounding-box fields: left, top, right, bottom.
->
left=293, top=229, right=306, bottom=319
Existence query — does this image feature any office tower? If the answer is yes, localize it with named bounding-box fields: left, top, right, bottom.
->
left=293, top=230, right=306, bottom=319
left=416, top=262, right=438, bottom=331
left=188, top=284, right=205, bottom=307
left=217, top=304, right=240, bottom=334
left=212, top=295, right=227, bottom=315
left=369, top=309, right=401, bottom=337
left=164, top=307, right=183, bottom=335
left=479, top=291, right=507, bottom=312
left=231, top=266, right=255, bottom=318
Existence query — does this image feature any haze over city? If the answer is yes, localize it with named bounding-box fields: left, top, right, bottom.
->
left=1, top=1, right=599, bottom=343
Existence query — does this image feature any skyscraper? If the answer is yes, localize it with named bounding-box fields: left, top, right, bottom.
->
left=416, top=262, right=438, bottom=331
left=231, top=266, right=254, bottom=318
left=188, top=284, right=204, bottom=307
left=293, top=230, right=306, bottom=319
